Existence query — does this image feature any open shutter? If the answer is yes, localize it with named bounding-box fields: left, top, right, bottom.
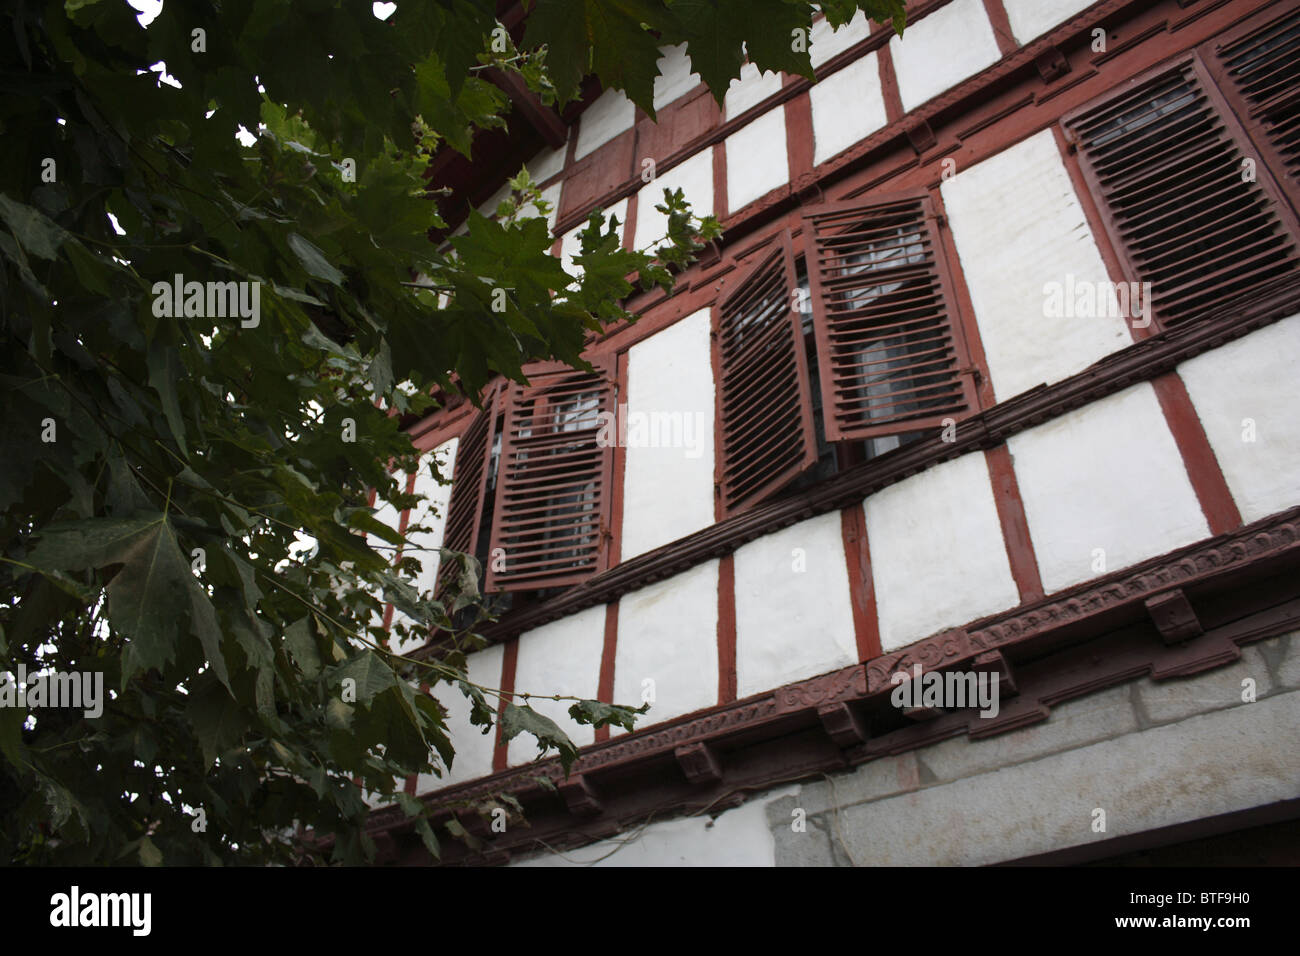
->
left=713, top=232, right=818, bottom=515
left=485, top=360, right=616, bottom=591
left=1206, top=6, right=1300, bottom=214
left=802, top=195, right=975, bottom=442
left=1063, top=57, right=1300, bottom=327
left=433, top=388, right=498, bottom=600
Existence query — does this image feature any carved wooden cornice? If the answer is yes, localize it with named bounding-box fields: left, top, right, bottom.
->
left=368, top=505, right=1300, bottom=862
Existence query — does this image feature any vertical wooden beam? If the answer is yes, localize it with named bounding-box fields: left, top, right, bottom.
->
left=595, top=602, right=620, bottom=743
left=985, top=445, right=1045, bottom=603
left=982, top=0, right=1020, bottom=56
left=1150, top=372, right=1243, bottom=536
left=717, top=553, right=738, bottom=704
left=840, top=505, right=882, bottom=662
left=492, top=638, right=519, bottom=772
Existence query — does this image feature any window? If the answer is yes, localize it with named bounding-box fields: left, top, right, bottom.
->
left=436, top=360, right=617, bottom=600
left=713, top=193, right=976, bottom=516
left=1063, top=12, right=1300, bottom=328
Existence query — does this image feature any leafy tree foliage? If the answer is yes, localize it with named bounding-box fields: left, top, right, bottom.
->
left=0, top=0, right=904, bottom=864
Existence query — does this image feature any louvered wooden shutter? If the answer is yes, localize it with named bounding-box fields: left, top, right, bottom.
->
left=802, top=195, right=975, bottom=442
left=713, top=233, right=818, bottom=515
left=1064, top=57, right=1300, bottom=326
left=433, top=388, right=497, bottom=600
left=1206, top=6, right=1300, bottom=214
left=485, top=360, right=616, bottom=591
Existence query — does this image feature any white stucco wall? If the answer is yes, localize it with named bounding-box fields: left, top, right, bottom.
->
left=612, top=561, right=720, bottom=734
left=633, top=151, right=714, bottom=253
left=810, top=50, right=888, bottom=165
left=724, top=61, right=784, bottom=120
left=388, top=438, right=458, bottom=655
left=734, top=511, right=858, bottom=699
left=620, top=308, right=716, bottom=558
left=865, top=451, right=1021, bottom=653
left=890, top=0, right=1002, bottom=113
left=941, top=129, right=1133, bottom=402
left=1009, top=383, right=1210, bottom=594
left=417, top=642, right=505, bottom=793
left=653, top=43, right=701, bottom=111
left=507, top=604, right=608, bottom=765
left=725, top=106, right=789, bottom=213
left=810, top=9, right=872, bottom=69
left=511, top=784, right=798, bottom=866
left=527, top=140, right=567, bottom=184
left=559, top=197, right=628, bottom=280
left=406, top=439, right=457, bottom=596
left=1178, top=313, right=1300, bottom=523
left=1004, top=0, right=1098, bottom=44
left=574, top=88, right=636, bottom=161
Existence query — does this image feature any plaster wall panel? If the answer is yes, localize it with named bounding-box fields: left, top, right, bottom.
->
left=734, top=511, right=858, bottom=698
left=416, top=642, right=505, bottom=793
left=389, top=438, right=457, bottom=655
left=1008, top=383, right=1210, bottom=594
left=810, top=50, right=888, bottom=166
left=865, top=452, right=1020, bottom=653
left=940, top=129, right=1132, bottom=402
left=1004, top=0, right=1099, bottom=44
left=724, top=61, right=784, bottom=120
left=1177, top=313, right=1300, bottom=523
left=527, top=140, right=568, bottom=184
left=633, top=151, right=714, bottom=253
left=810, top=10, right=872, bottom=68
left=889, top=0, right=1002, bottom=113
left=511, top=784, right=798, bottom=865
left=574, top=88, right=636, bottom=161
left=558, top=197, right=627, bottom=280
left=654, top=43, right=702, bottom=111
left=725, top=106, right=790, bottom=213
left=612, top=561, right=720, bottom=734
left=621, top=308, right=716, bottom=557
left=507, top=605, right=608, bottom=765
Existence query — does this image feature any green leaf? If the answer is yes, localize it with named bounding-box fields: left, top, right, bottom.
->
left=287, top=232, right=344, bottom=286
left=29, top=516, right=231, bottom=690
left=186, top=678, right=244, bottom=769
left=138, top=836, right=163, bottom=867
left=0, top=194, right=68, bottom=260
left=334, top=651, right=398, bottom=706
left=499, top=702, right=578, bottom=772
left=568, top=698, right=649, bottom=732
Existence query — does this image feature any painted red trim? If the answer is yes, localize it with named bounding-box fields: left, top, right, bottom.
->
left=930, top=184, right=997, bottom=410
left=982, top=0, right=1020, bottom=57
left=594, top=602, right=619, bottom=744
left=984, top=444, right=1045, bottom=603
left=876, top=39, right=905, bottom=126
left=712, top=142, right=728, bottom=221
left=492, top=638, right=519, bottom=773
left=839, top=506, right=882, bottom=662
left=608, top=349, right=629, bottom=567
left=784, top=91, right=815, bottom=184
left=1151, top=372, right=1243, bottom=536
left=620, top=192, right=638, bottom=253
left=717, top=553, right=737, bottom=704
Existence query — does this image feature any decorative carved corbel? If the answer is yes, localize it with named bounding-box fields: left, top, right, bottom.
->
left=675, top=741, right=723, bottom=785
left=1144, top=589, right=1204, bottom=645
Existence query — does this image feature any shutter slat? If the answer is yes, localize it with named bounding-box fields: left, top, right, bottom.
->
left=1213, top=8, right=1300, bottom=206
left=1065, top=58, right=1300, bottom=327
left=485, top=363, right=615, bottom=591
left=803, top=194, right=973, bottom=442
left=433, top=388, right=498, bottom=601
left=713, top=233, right=818, bottom=514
